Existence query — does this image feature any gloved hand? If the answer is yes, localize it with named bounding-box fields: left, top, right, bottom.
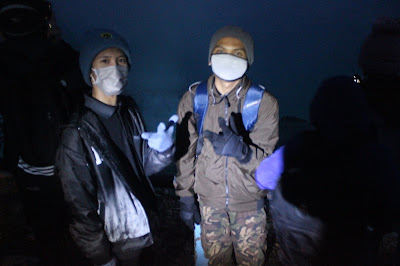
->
left=179, top=196, right=201, bottom=230
left=255, top=145, right=285, bottom=190
left=204, top=116, right=252, bottom=163
left=141, top=114, right=178, bottom=152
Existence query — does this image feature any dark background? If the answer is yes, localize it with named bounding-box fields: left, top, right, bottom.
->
left=1, top=2, right=400, bottom=264
left=49, top=0, right=400, bottom=130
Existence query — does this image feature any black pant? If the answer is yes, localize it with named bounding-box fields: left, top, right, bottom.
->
left=14, top=169, right=88, bottom=265
left=118, top=249, right=142, bottom=266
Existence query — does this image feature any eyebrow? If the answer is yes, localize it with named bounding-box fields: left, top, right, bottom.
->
left=96, top=55, right=127, bottom=59
left=214, top=45, right=245, bottom=51
left=96, top=55, right=112, bottom=59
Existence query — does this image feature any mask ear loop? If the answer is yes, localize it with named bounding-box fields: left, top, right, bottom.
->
left=90, top=68, right=98, bottom=84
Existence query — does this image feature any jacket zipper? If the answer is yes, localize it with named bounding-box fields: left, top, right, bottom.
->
left=224, top=97, right=229, bottom=210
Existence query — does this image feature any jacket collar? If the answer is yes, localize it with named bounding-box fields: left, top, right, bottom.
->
left=84, top=94, right=120, bottom=119
left=209, top=75, right=250, bottom=104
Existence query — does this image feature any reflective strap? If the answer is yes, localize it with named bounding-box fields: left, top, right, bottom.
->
left=194, top=82, right=209, bottom=135
left=0, top=4, right=38, bottom=14
left=91, top=147, right=102, bottom=165
left=17, top=157, right=54, bottom=176
left=242, top=84, right=265, bottom=131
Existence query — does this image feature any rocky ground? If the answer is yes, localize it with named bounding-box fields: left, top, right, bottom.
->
left=0, top=170, right=398, bottom=265
left=0, top=170, right=280, bottom=266
left=0, top=171, right=197, bottom=266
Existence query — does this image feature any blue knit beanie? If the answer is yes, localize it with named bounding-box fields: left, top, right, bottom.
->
left=79, top=29, right=132, bottom=86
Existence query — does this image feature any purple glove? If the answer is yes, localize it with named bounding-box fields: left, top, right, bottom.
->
left=255, top=146, right=285, bottom=190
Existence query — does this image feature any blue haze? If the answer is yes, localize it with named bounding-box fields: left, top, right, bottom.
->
left=49, top=0, right=400, bottom=130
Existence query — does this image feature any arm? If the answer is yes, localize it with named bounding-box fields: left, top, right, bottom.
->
left=142, top=117, right=176, bottom=177
left=143, top=144, right=175, bottom=176
left=124, top=96, right=175, bottom=177
left=174, top=90, right=198, bottom=197
left=55, top=127, right=113, bottom=265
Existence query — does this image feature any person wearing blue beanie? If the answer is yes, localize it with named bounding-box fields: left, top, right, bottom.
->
left=55, top=29, right=177, bottom=265
left=78, top=29, right=132, bottom=87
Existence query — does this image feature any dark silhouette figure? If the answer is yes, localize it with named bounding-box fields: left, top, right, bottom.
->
left=358, top=17, right=400, bottom=264
left=0, top=1, right=86, bottom=264
left=257, top=76, right=400, bottom=265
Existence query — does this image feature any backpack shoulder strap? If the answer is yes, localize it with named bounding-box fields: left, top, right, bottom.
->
left=193, top=81, right=208, bottom=135
left=242, top=84, right=265, bottom=131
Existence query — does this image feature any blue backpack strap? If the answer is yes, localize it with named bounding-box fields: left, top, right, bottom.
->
left=193, top=82, right=208, bottom=135
left=242, top=84, right=265, bottom=131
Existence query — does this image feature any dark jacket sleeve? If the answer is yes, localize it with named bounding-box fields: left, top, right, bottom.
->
left=125, top=96, right=175, bottom=177
left=143, top=145, right=175, bottom=176
left=55, top=126, right=113, bottom=265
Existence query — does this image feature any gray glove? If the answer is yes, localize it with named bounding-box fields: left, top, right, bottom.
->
left=204, top=116, right=252, bottom=163
left=179, top=196, right=201, bottom=230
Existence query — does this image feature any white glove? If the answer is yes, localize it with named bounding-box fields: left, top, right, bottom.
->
left=141, top=114, right=178, bottom=152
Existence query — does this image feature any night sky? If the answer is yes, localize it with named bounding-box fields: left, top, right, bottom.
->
left=50, top=0, right=400, bottom=130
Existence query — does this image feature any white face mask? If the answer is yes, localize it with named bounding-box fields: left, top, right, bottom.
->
left=211, top=54, right=248, bottom=81
left=91, top=65, right=129, bottom=96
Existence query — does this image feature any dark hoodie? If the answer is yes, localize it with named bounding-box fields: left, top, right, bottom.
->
left=0, top=36, right=85, bottom=171
left=280, top=76, right=397, bottom=222
left=270, top=76, right=400, bottom=265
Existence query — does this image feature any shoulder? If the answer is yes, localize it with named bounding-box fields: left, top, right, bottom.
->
left=256, top=85, right=277, bottom=106
left=181, top=81, right=201, bottom=101
left=188, top=81, right=201, bottom=94
left=119, top=95, right=136, bottom=106
left=260, top=89, right=278, bottom=115
left=246, top=84, right=278, bottom=116
left=119, top=95, right=143, bottom=118
left=245, top=81, right=277, bottom=105
left=59, top=111, right=89, bottom=149
left=178, top=81, right=201, bottom=107
left=61, top=114, right=81, bottom=140
left=121, top=95, right=144, bottom=113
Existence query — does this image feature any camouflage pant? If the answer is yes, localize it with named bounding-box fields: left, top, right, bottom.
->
left=200, top=205, right=267, bottom=266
